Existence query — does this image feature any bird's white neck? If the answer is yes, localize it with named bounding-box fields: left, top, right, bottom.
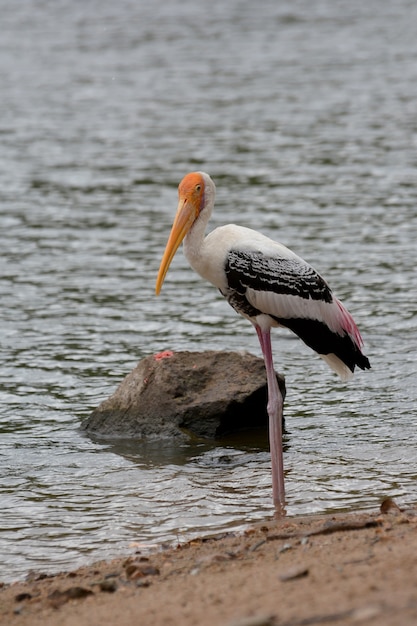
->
left=183, top=172, right=215, bottom=273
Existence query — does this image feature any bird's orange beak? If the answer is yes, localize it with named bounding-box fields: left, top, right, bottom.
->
left=155, top=186, right=202, bottom=295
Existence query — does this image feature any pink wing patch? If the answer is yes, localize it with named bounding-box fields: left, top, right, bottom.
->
left=335, top=299, right=364, bottom=348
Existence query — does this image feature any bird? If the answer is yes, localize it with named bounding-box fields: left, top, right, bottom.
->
left=155, top=171, right=370, bottom=514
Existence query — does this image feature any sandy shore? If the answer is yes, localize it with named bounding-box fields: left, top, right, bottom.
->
left=1, top=502, right=416, bottom=626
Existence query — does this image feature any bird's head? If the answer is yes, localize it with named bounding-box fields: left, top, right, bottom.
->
left=155, top=172, right=214, bottom=295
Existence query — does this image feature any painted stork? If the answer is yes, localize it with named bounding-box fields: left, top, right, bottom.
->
left=155, top=171, right=370, bottom=514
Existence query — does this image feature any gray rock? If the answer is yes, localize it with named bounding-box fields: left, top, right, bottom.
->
left=81, top=350, right=285, bottom=441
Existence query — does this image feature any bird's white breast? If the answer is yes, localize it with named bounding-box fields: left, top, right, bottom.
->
left=185, top=223, right=304, bottom=292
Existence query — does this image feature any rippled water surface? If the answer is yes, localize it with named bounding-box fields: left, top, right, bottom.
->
left=1, top=0, right=416, bottom=582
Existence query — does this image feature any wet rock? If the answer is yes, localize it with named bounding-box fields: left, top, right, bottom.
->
left=380, top=497, right=402, bottom=515
left=81, top=350, right=285, bottom=441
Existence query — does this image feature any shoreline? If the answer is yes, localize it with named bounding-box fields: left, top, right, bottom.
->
left=1, top=502, right=416, bottom=626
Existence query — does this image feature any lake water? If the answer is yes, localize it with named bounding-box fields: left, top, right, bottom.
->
left=1, top=0, right=416, bottom=582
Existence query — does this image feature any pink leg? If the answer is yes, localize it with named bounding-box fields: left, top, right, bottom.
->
left=256, top=325, right=286, bottom=515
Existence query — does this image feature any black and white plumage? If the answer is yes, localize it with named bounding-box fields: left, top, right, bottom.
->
left=156, top=171, right=370, bottom=513
left=223, top=248, right=370, bottom=379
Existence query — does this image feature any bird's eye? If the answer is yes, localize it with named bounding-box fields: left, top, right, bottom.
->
left=195, top=184, right=201, bottom=192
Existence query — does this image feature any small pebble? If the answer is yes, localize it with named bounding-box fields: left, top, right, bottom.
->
left=278, top=543, right=292, bottom=554
left=225, top=615, right=276, bottom=626
left=279, top=565, right=309, bottom=581
left=351, top=604, right=381, bottom=621
left=125, top=562, right=160, bottom=578
left=249, top=539, right=267, bottom=552
left=15, top=593, right=32, bottom=602
left=99, top=579, right=118, bottom=593
left=48, top=586, right=94, bottom=606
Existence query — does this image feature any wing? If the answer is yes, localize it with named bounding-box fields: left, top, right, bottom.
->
left=224, top=248, right=333, bottom=318
left=223, top=249, right=370, bottom=378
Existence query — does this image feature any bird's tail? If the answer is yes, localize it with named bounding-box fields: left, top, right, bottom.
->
left=320, top=298, right=370, bottom=380
left=320, top=353, right=355, bottom=382
left=278, top=297, right=370, bottom=381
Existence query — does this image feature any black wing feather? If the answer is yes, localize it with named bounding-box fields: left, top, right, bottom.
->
left=222, top=249, right=370, bottom=373
left=225, top=250, right=333, bottom=302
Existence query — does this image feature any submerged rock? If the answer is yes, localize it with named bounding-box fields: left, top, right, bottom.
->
left=81, top=350, right=285, bottom=441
